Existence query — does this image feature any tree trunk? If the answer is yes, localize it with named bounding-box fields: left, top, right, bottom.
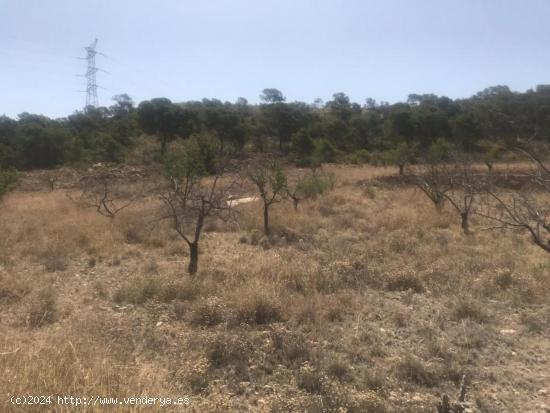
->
left=434, top=197, right=445, bottom=212
left=292, top=198, right=299, bottom=211
left=263, top=204, right=270, bottom=236
left=399, top=164, right=405, bottom=176
left=188, top=242, right=199, bottom=274
left=460, top=212, right=469, bottom=234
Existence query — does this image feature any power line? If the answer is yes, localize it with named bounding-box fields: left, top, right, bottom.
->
left=83, top=38, right=101, bottom=108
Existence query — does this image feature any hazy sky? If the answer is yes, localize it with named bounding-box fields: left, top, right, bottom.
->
left=1, top=0, right=549, bottom=118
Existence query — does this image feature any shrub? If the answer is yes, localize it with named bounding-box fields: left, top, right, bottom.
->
left=28, top=288, right=57, bottom=327
left=271, top=330, right=311, bottom=366
left=178, top=357, right=210, bottom=394
left=0, top=275, right=30, bottom=305
left=326, top=360, right=352, bottom=382
left=495, top=271, right=513, bottom=289
left=294, top=169, right=335, bottom=200
left=452, top=296, right=488, bottom=323
left=314, top=138, right=336, bottom=163
left=361, top=368, right=387, bottom=392
left=113, top=277, right=162, bottom=304
left=191, top=296, right=227, bottom=327
left=0, top=168, right=18, bottom=198
left=38, top=246, right=68, bottom=273
left=206, top=333, right=250, bottom=380
left=234, top=292, right=282, bottom=325
left=387, top=274, right=425, bottom=293
left=395, top=355, right=438, bottom=387
left=297, top=368, right=325, bottom=394
left=159, top=280, right=203, bottom=302
left=291, top=128, right=315, bottom=162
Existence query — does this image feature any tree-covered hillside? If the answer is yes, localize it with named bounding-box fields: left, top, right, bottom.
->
left=2, top=85, right=550, bottom=170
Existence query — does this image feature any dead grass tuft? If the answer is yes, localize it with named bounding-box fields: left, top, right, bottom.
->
left=28, top=288, right=57, bottom=327
left=113, top=277, right=162, bottom=304
left=395, top=355, right=439, bottom=387
left=387, top=273, right=425, bottom=293
left=191, top=296, right=228, bottom=327
left=452, top=295, right=489, bottom=323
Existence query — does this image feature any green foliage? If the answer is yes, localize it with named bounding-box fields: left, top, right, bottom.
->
left=385, top=141, right=417, bottom=172
left=0, top=168, right=18, bottom=198
left=314, top=139, right=336, bottom=163
left=428, top=138, right=454, bottom=162
left=248, top=161, right=287, bottom=202
left=345, top=149, right=371, bottom=165
left=294, top=169, right=334, bottom=199
left=291, top=129, right=315, bottom=162
left=478, top=139, right=504, bottom=167
left=260, top=101, right=312, bottom=152
left=3, top=84, right=550, bottom=171
left=260, top=88, right=286, bottom=103
left=17, top=124, right=74, bottom=169
left=0, top=143, right=17, bottom=169
left=138, top=98, right=187, bottom=155
left=164, top=133, right=220, bottom=181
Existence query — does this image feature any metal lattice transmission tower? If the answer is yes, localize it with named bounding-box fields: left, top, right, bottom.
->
left=84, top=38, right=99, bottom=107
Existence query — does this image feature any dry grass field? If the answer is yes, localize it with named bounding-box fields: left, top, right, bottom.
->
left=1, top=164, right=549, bottom=412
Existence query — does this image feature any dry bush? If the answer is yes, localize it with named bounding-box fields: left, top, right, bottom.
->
left=303, top=387, right=388, bottom=413
left=160, top=279, right=204, bottom=302
left=0, top=271, right=31, bottom=305
left=205, top=333, right=251, bottom=378
left=191, top=296, right=229, bottom=327
left=325, top=358, right=353, bottom=382
left=173, top=356, right=210, bottom=394
left=231, top=287, right=282, bottom=325
left=296, top=363, right=326, bottom=394
left=28, top=288, right=57, bottom=327
left=1, top=330, right=170, bottom=413
left=360, top=368, right=388, bottom=392
left=395, top=355, right=439, bottom=388
left=452, top=320, right=490, bottom=350
left=38, top=245, right=69, bottom=272
left=386, top=273, right=425, bottom=293
left=113, top=277, right=163, bottom=305
left=451, top=295, right=489, bottom=323
left=1, top=192, right=124, bottom=265
left=520, top=309, right=549, bottom=334
left=271, top=328, right=312, bottom=367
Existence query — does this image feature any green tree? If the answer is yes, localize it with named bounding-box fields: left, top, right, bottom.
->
left=260, top=101, right=312, bottom=152
left=161, top=135, right=235, bottom=274
left=138, top=98, right=185, bottom=155
left=0, top=168, right=18, bottom=199
left=291, top=128, right=315, bottom=164
left=248, top=161, right=287, bottom=236
left=260, top=88, right=286, bottom=104
left=386, top=141, right=417, bottom=176
left=16, top=116, right=74, bottom=169
left=451, top=112, right=482, bottom=151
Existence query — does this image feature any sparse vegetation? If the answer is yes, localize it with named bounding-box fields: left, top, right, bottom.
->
left=247, top=160, right=287, bottom=236
left=1, top=160, right=549, bottom=412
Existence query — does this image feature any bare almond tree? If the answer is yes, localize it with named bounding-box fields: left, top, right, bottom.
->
left=247, top=161, right=287, bottom=236
left=71, top=167, right=143, bottom=219
left=413, top=163, right=451, bottom=211
left=158, top=155, right=238, bottom=275
left=441, top=158, right=480, bottom=234
left=413, top=156, right=481, bottom=234
left=476, top=148, right=550, bottom=253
